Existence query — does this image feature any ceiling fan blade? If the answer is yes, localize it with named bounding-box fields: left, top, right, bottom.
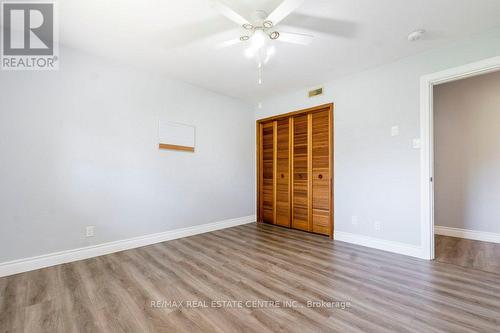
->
left=280, top=15, right=358, bottom=38
left=211, top=0, right=250, bottom=27
left=266, top=0, right=305, bottom=26
left=277, top=31, right=313, bottom=45
left=215, top=38, right=242, bottom=50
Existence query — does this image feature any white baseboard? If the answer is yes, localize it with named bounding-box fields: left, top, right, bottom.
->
left=0, top=215, right=256, bottom=278
left=435, top=226, right=500, bottom=244
left=334, top=231, right=426, bottom=259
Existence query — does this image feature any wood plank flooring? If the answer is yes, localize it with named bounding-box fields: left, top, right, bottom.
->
left=1, top=223, right=500, bottom=333
left=435, top=234, right=500, bottom=275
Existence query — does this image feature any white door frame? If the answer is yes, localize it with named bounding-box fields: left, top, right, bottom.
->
left=420, top=56, right=500, bottom=260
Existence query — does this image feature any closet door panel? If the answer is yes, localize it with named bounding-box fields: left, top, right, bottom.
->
left=275, top=118, right=291, bottom=227
left=292, top=115, right=309, bottom=231
left=311, top=110, right=331, bottom=235
left=261, top=122, right=275, bottom=224
left=258, top=104, right=332, bottom=237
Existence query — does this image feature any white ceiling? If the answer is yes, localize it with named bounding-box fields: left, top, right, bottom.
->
left=60, top=0, right=500, bottom=102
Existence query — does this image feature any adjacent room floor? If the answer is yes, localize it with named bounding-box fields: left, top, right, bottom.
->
left=1, top=223, right=500, bottom=333
left=435, top=234, right=500, bottom=275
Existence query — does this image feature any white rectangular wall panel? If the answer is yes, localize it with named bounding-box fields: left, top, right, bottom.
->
left=159, top=121, right=195, bottom=151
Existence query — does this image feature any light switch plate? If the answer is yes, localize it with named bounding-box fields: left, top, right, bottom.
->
left=391, top=126, right=399, bottom=137
left=412, top=138, right=421, bottom=149
left=86, top=226, right=95, bottom=237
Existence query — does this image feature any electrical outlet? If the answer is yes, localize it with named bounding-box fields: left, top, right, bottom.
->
left=86, top=226, right=95, bottom=237
left=391, top=126, right=399, bottom=137
left=374, top=221, right=381, bottom=231
left=351, top=216, right=358, bottom=226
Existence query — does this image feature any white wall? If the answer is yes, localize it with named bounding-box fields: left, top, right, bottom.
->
left=0, top=46, right=255, bottom=263
left=256, top=28, right=500, bottom=248
left=434, top=70, right=500, bottom=234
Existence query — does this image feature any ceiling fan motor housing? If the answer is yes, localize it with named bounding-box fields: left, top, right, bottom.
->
left=251, top=10, right=268, bottom=24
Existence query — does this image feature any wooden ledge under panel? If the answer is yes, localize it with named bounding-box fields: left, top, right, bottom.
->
left=159, top=143, right=195, bottom=152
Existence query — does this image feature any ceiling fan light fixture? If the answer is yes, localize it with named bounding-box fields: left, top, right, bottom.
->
left=211, top=0, right=311, bottom=85
left=269, top=31, right=280, bottom=40
left=263, top=20, right=273, bottom=29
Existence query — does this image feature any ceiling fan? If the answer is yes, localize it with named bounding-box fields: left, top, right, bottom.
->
left=211, top=0, right=313, bottom=84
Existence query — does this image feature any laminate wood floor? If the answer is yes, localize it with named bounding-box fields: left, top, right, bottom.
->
left=435, top=234, right=500, bottom=275
left=1, top=223, right=500, bottom=333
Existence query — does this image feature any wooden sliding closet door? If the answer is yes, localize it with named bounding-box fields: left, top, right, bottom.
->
left=292, top=114, right=310, bottom=231
left=275, top=118, right=291, bottom=227
left=257, top=103, right=333, bottom=237
left=311, top=110, right=332, bottom=236
left=260, top=122, right=275, bottom=224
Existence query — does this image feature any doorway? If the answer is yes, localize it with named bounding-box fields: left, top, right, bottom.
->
left=420, top=55, right=500, bottom=261
left=432, top=71, right=500, bottom=273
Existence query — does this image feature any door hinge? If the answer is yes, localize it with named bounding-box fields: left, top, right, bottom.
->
left=430, top=177, right=433, bottom=182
